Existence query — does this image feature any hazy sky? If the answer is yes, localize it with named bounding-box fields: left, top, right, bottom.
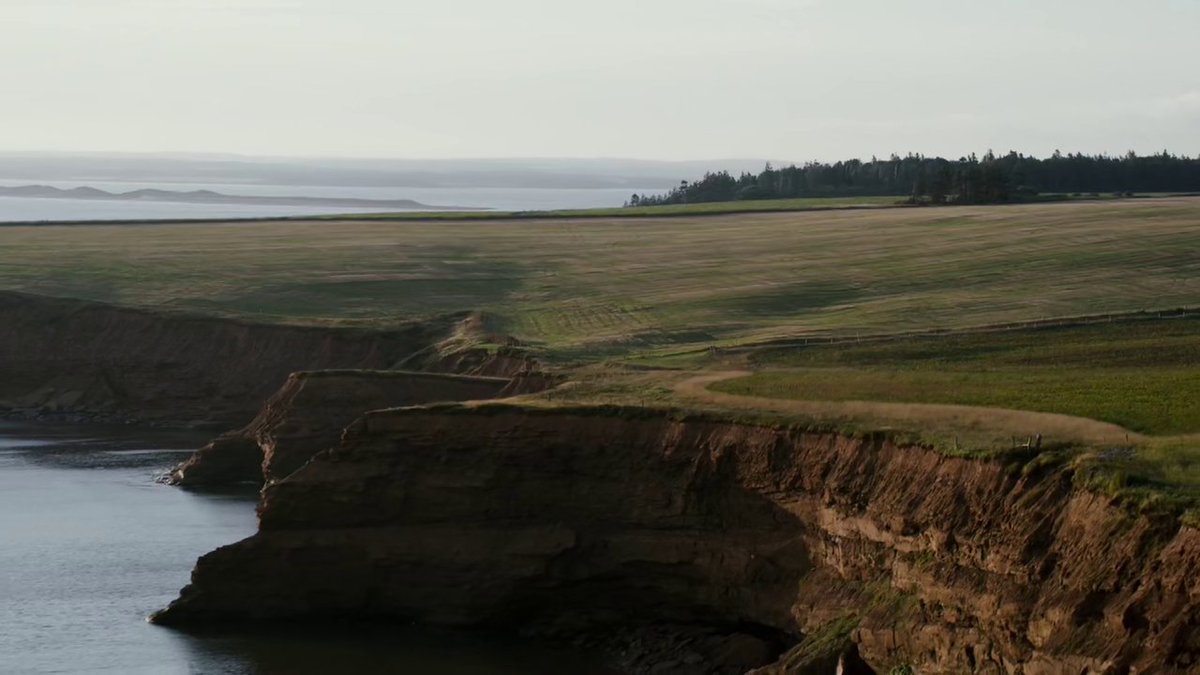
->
left=3, top=0, right=1198, bottom=161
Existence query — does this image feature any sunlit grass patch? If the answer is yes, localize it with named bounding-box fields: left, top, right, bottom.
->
left=711, top=367, right=1200, bottom=435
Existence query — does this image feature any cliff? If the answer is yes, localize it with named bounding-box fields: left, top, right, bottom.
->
left=0, top=291, right=543, bottom=428
left=153, top=404, right=1200, bottom=674
left=0, top=291, right=453, bottom=427
left=170, top=369, right=549, bottom=486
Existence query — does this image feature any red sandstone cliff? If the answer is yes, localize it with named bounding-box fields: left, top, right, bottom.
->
left=153, top=404, right=1200, bottom=674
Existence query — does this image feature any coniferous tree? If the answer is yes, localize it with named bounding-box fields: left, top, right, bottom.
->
left=627, top=151, right=1200, bottom=207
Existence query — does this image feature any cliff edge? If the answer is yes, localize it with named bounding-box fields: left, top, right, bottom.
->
left=0, top=291, right=448, bottom=426
left=0, top=292, right=551, bottom=433
left=153, top=404, right=1200, bottom=674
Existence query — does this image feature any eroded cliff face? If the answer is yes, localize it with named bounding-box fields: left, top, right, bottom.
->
left=170, top=370, right=545, bottom=486
left=0, top=291, right=553, bottom=431
left=154, top=405, right=1200, bottom=674
left=0, top=291, right=449, bottom=426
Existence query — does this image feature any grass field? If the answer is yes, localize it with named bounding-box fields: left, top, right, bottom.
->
left=4, top=196, right=1200, bottom=501
left=320, top=195, right=905, bottom=220
left=685, top=316, right=1200, bottom=505
left=711, top=319, right=1200, bottom=435
left=691, top=316, right=1200, bottom=504
left=713, top=367, right=1200, bottom=435
left=1, top=197, right=1197, bottom=363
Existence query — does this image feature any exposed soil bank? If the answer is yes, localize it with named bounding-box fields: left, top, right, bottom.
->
left=155, top=404, right=1200, bottom=674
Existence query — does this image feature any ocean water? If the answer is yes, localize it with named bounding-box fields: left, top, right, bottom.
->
left=0, top=180, right=662, bottom=222
left=0, top=422, right=616, bottom=674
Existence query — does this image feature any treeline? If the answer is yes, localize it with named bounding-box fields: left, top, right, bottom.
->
left=628, top=151, right=1200, bottom=206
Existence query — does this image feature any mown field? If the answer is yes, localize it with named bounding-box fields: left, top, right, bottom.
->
left=0, top=197, right=1197, bottom=363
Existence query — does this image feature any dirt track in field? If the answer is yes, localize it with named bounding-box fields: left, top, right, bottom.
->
left=673, top=370, right=1144, bottom=447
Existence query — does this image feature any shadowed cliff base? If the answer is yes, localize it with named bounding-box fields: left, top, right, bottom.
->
left=154, top=404, right=1200, bottom=674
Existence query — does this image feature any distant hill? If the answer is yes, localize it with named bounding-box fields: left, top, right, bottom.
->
left=0, top=184, right=481, bottom=211
left=0, top=153, right=783, bottom=190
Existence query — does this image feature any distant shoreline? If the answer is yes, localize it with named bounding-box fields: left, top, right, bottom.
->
left=0, top=184, right=486, bottom=212
left=1, top=191, right=1195, bottom=228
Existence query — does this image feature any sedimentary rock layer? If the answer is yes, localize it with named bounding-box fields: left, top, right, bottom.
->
left=155, top=405, right=1200, bottom=673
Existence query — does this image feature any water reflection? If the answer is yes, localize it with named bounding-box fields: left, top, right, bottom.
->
left=163, top=625, right=618, bottom=675
left=0, top=421, right=612, bottom=674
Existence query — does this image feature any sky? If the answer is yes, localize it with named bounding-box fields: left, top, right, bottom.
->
left=2, top=0, right=1198, bottom=162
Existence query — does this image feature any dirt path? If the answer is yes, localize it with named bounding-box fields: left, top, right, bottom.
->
left=674, top=371, right=1145, bottom=448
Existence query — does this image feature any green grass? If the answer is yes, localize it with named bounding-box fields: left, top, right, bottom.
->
left=683, top=316, right=1200, bottom=499
left=6, top=193, right=1200, bottom=509
left=712, top=367, right=1200, bottom=435
left=1, top=198, right=1197, bottom=363
left=691, top=314, right=1200, bottom=508
left=1071, top=444, right=1200, bottom=511
left=751, top=316, right=1200, bottom=370
left=714, top=318, right=1200, bottom=435
left=768, top=615, right=859, bottom=671
left=1121, top=438, right=1200, bottom=492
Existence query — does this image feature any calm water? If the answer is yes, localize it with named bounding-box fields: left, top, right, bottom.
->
left=0, top=422, right=615, bottom=674
left=0, top=180, right=664, bottom=222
